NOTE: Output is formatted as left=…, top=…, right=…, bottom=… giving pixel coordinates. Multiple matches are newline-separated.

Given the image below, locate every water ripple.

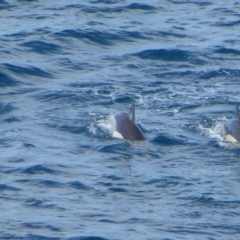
left=52, top=2, right=156, bottom=13
left=150, top=134, right=187, bottom=145
left=0, top=70, right=20, bottom=87
left=0, top=184, right=21, bottom=191
left=215, top=19, right=240, bottom=27
left=68, top=181, right=91, bottom=190
left=0, top=103, right=16, bottom=115
left=22, top=223, right=61, bottom=232
left=3, top=63, right=53, bottom=78
left=1, top=1, right=240, bottom=239
left=20, top=40, right=62, bottom=54
left=67, top=237, right=110, bottom=240
left=21, top=165, right=62, bottom=175
left=214, top=47, right=240, bottom=55
left=54, top=29, right=150, bottom=46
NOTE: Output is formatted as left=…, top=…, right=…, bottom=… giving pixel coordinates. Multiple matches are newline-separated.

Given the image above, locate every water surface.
left=1, top=0, right=240, bottom=239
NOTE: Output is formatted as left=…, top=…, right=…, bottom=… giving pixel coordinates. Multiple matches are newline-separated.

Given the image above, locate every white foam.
left=97, top=118, right=112, bottom=133
left=200, top=121, right=240, bottom=148
left=87, top=115, right=113, bottom=138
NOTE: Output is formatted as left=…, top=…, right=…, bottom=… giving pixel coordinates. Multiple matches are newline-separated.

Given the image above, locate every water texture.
left=1, top=0, right=240, bottom=239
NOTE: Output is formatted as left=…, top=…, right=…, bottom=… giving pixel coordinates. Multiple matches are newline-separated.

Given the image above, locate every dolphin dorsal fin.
left=236, top=105, right=240, bottom=121
left=129, top=101, right=136, bottom=124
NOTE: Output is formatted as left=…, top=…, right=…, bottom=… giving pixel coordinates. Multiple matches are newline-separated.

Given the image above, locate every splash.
left=200, top=120, right=240, bottom=148
left=87, top=116, right=114, bottom=140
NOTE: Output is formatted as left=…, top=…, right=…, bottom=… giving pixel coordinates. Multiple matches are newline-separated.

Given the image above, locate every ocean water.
left=1, top=0, right=240, bottom=239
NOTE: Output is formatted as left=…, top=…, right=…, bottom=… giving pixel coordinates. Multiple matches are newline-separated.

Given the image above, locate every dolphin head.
left=224, top=105, right=240, bottom=142
left=109, top=102, right=145, bottom=141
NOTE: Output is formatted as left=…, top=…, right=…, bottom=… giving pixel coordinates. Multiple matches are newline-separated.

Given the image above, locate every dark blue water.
left=1, top=1, right=240, bottom=239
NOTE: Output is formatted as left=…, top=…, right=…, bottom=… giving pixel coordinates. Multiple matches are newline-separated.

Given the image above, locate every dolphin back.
left=114, top=112, right=145, bottom=141
left=110, top=101, right=145, bottom=141
left=224, top=105, right=240, bottom=142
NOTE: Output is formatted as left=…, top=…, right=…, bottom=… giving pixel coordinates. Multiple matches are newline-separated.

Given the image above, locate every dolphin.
left=108, top=101, right=145, bottom=141
left=224, top=105, right=240, bottom=142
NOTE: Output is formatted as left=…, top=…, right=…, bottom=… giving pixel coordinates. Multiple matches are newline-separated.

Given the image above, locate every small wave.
left=54, top=29, right=120, bottom=46
left=0, top=184, right=20, bottom=191
left=214, top=47, right=240, bottom=56
left=126, top=3, right=156, bottom=11
left=3, top=63, right=53, bottom=78
left=199, top=68, right=240, bottom=80
left=103, top=174, right=123, bottom=181
left=132, top=48, right=207, bottom=66
left=0, top=103, right=16, bottom=115
left=185, top=195, right=240, bottom=208
left=215, top=19, right=240, bottom=27
left=3, top=116, right=21, bottom=123
left=22, top=222, right=61, bottom=232
left=58, top=125, right=87, bottom=134
left=67, top=236, right=110, bottom=240
left=150, top=133, right=186, bottom=146
left=34, top=89, right=99, bottom=105
left=169, top=0, right=212, bottom=5
left=99, top=142, right=132, bottom=154
left=68, top=181, right=90, bottom=190
left=136, top=49, right=191, bottom=62
left=59, top=2, right=156, bottom=13
left=15, top=179, right=91, bottom=191
left=0, top=70, right=20, bottom=87
left=154, top=30, right=187, bottom=38
left=191, top=196, right=216, bottom=206
left=34, top=91, right=77, bottom=102
left=36, top=91, right=105, bottom=106
left=98, top=218, right=116, bottom=223
left=143, top=176, right=183, bottom=188
left=24, top=198, right=60, bottom=210
left=20, top=40, right=62, bottom=54
left=32, top=179, right=62, bottom=188
left=58, top=58, right=99, bottom=71
left=108, top=187, right=128, bottom=192
left=67, top=82, right=109, bottom=88
left=0, top=1, right=15, bottom=11
left=25, top=235, right=60, bottom=240
left=113, top=95, right=133, bottom=103
left=21, top=164, right=61, bottom=175
left=0, top=234, right=57, bottom=240
left=54, top=28, right=149, bottom=46
left=22, top=143, right=36, bottom=148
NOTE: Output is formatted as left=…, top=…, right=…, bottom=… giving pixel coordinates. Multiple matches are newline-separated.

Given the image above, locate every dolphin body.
left=224, top=105, right=240, bottom=142
left=108, top=102, right=145, bottom=141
